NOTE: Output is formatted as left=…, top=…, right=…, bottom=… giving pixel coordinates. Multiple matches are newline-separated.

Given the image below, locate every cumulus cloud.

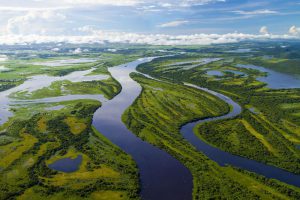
left=158, top=20, right=189, bottom=28
left=6, top=10, right=66, bottom=35
left=0, top=29, right=298, bottom=46
left=259, top=26, right=269, bottom=35
left=289, top=26, right=300, bottom=35
left=233, top=9, right=278, bottom=15
left=72, top=48, right=82, bottom=54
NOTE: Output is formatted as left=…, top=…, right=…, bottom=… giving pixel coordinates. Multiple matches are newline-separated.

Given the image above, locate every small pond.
left=225, top=70, right=246, bottom=76
left=48, top=155, right=82, bottom=173
left=206, top=70, right=223, bottom=76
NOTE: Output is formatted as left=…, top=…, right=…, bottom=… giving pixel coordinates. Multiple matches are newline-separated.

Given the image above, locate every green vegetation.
left=247, top=57, right=300, bottom=75
left=1, top=42, right=300, bottom=199
left=12, top=77, right=121, bottom=100
left=0, top=100, right=139, bottom=200
left=137, top=51, right=300, bottom=175
left=0, top=50, right=146, bottom=200
left=123, top=73, right=300, bottom=199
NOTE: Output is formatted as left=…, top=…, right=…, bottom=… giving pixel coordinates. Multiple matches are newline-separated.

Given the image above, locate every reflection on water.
left=48, top=155, right=82, bottom=173
left=237, top=64, right=300, bottom=89
left=225, top=70, right=246, bottom=76
left=0, top=67, right=108, bottom=125
left=206, top=70, right=223, bottom=76
left=226, top=49, right=252, bottom=53
left=182, top=83, right=300, bottom=187
left=92, top=58, right=193, bottom=200
left=166, top=58, right=222, bottom=70
left=33, top=58, right=98, bottom=67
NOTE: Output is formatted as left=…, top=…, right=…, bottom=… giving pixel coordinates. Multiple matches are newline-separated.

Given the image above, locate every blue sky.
left=0, top=0, right=299, bottom=45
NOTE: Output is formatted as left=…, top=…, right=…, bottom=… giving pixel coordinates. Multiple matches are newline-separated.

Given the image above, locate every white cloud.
left=61, top=0, right=225, bottom=7
left=0, top=0, right=226, bottom=8
left=178, top=0, right=225, bottom=7
left=259, top=26, right=269, bottom=35
left=158, top=20, right=189, bottom=28
left=233, top=9, right=278, bottom=15
left=51, top=47, right=60, bottom=51
left=0, top=6, right=70, bottom=12
left=0, top=55, right=8, bottom=62
left=6, top=10, right=66, bottom=35
left=61, top=0, right=141, bottom=6
left=289, top=25, right=300, bottom=35
left=0, top=29, right=298, bottom=46
left=72, top=48, right=82, bottom=54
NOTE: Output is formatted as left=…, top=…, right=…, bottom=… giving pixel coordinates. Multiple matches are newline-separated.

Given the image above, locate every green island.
left=1, top=42, right=300, bottom=199
left=0, top=50, right=142, bottom=200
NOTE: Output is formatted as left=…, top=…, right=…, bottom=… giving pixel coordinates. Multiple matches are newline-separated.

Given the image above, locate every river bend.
left=92, top=58, right=193, bottom=200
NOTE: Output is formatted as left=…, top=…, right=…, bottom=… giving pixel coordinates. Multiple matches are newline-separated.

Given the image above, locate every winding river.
left=93, top=56, right=300, bottom=199
left=3, top=57, right=300, bottom=199
left=92, top=58, right=193, bottom=200
left=181, top=84, right=300, bottom=187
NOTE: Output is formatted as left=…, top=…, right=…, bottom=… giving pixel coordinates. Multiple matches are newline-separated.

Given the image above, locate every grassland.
left=137, top=51, right=300, bottom=175
left=1, top=43, right=300, bottom=199
left=0, top=50, right=145, bottom=200
left=0, top=99, right=140, bottom=200
left=123, top=73, right=300, bottom=199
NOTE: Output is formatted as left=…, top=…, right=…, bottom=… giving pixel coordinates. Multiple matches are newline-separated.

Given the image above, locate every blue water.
left=206, top=70, right=223, bottom=76
left=226, top=49, right=252, bottom=53
left=225, top=70, right=246, bottom=76
left=181, top=84, right=300, bottom=187
left=237, top=64, right=300, bottom=89
left=249, top=107, right=260, bottom=114
left=93, top=58, right=192, bottom=200
left=48, top=155, right=83, bottom=173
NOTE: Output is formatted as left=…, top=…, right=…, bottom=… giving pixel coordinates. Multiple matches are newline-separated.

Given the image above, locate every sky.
left=0, top=0, right=300, bottom=45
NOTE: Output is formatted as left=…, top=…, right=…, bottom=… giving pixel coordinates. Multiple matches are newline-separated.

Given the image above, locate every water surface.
left=237, top=64, right=300, bottom=89
left=225, top=70, right=246, bottom=76
left=33, top=58, right=98, bottom=67
left=181, top=83, right=300, bottom=187
left=0, top=68, right=107, bottom=125
left=226, top=49, right=252, bottom=53
left=48, top=155, right=82, bottom=173
left=206, top=70, right=223, bottom=76
left=93, top=58, right=193, bottom=200
left=166, top=58, right=222, bottom=70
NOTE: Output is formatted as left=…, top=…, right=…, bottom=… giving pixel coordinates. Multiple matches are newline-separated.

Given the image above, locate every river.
left=2, top=57, right=299, bottom=199
left=92, top=58, right=193, bottom=200
left=181, top=83, right=300, bottom=187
